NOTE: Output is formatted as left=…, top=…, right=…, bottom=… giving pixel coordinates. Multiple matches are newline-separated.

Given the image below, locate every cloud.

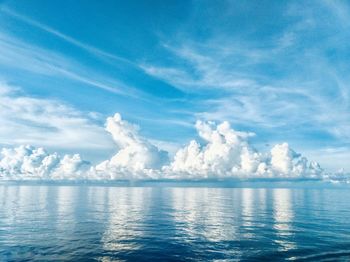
left=0, top=112, right=335, bottom=182
left=0, top=32, right=144, bottom=98
left=2, top=2, right=350, bottom=173
left=93, top=113, right=169, bottom=179
left=1, top=7, right=135, bottom=67
left=165, top=120, right=323, bottom=179
left=140, top=44, right=259, bottom=93
left=0, top=83, right=114, bottom=159
left=0, top=145, right=89, bottom=180
left=137, top=1, right=350, bottom=171
left=324, top=169, right=350, bottom=184
left=167, top=120, right=257, bottom=177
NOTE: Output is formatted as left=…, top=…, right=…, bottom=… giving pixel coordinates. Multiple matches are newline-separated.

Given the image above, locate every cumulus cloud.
left=93, top=113, right=169, bottom=179
left=165, top=120, right=323, bottom=179
left=0, top=145, right=89, bottom=180
left=167, top=121, right=257, bottom=177
left=322, top=168, right=350, bottom=184
left=0, top=112, right=345, bottom=182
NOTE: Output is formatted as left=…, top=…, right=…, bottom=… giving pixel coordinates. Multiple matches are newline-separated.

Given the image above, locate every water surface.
left=1, top=184, right=350, bottom=261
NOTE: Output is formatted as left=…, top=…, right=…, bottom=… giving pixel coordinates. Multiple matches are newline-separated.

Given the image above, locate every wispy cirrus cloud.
left=1, top=7, right=136, bottom=66
left=138, top=0, right=350, bottom=171
left=0, top=7, right=188, bottom=105
left=143, top=2, right=349, bottom=133
left=0, top=82, right=114, bottom=160
left=0, top=32, right=147, bottom=98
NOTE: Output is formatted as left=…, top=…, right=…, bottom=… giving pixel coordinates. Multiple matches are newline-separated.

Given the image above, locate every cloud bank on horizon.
left=1, top=112, right=347, bottom=182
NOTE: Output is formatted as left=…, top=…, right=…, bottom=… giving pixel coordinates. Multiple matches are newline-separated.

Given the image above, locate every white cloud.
left=2, top=7, right=135, bottom=66
left=140, top=44, right=258, bottom=93
left=138, top=1, right=350, bottom=172
left=167, top=120, right=257, bottom=177
left=0, top=112, right=334, bottom=181
left=0, top=83, right=114, bottom=156
left=0, top=145, right=89, bottom=180
left=0, top=32, right=144, bottom=98
left=165, top=121, right=323, bottom=179
left=93, top=113, right=169, bottom=179
left=324, top=169, right=350, bottom=184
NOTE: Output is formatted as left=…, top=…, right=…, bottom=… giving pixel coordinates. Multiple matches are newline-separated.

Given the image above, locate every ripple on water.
left=0, top=185, right=350, bottom=261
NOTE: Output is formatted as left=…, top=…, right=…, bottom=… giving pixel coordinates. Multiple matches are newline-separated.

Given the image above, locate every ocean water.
left=1, top=183, right=350, bottom=261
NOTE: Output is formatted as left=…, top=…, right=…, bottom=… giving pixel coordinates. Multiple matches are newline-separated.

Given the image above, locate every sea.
left=1, top=181, right=350, bottom=261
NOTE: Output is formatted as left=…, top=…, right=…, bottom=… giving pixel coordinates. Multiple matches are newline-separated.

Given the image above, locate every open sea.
left=1, top=182, right=350, bottom=261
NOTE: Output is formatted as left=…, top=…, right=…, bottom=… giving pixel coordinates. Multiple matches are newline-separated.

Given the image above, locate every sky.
left=0, top=0, right=350, bottom=172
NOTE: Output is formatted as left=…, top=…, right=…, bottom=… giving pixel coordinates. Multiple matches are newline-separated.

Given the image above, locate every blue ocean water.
left=1, top=183, right=350, bottom=261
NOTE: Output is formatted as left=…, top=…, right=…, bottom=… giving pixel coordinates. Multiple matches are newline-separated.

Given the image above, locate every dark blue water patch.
left=1, top=185, right=350, bottom=261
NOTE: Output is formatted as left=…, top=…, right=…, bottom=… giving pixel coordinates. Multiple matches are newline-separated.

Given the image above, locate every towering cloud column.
left=168, top=120, right=258, bottom=177
left=93, top=113, right=168, bottom=179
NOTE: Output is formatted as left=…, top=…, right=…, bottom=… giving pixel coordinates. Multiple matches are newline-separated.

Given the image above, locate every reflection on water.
left=172, top=188, right=238, bottom=244
left=1, top=185, right=350, bottom=261
left=241, top=188, right=255, bottom=240
left=102, top=188, right=149, bottom=254
left=273, top=189, right=296, bottom=251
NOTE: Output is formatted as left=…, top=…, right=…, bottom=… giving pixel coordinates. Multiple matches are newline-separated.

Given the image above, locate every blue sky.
left=0, top=0, right=349, bottom=171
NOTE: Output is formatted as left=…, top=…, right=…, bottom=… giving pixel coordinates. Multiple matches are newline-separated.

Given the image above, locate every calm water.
left=1, top=183, right=350, bottom=261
